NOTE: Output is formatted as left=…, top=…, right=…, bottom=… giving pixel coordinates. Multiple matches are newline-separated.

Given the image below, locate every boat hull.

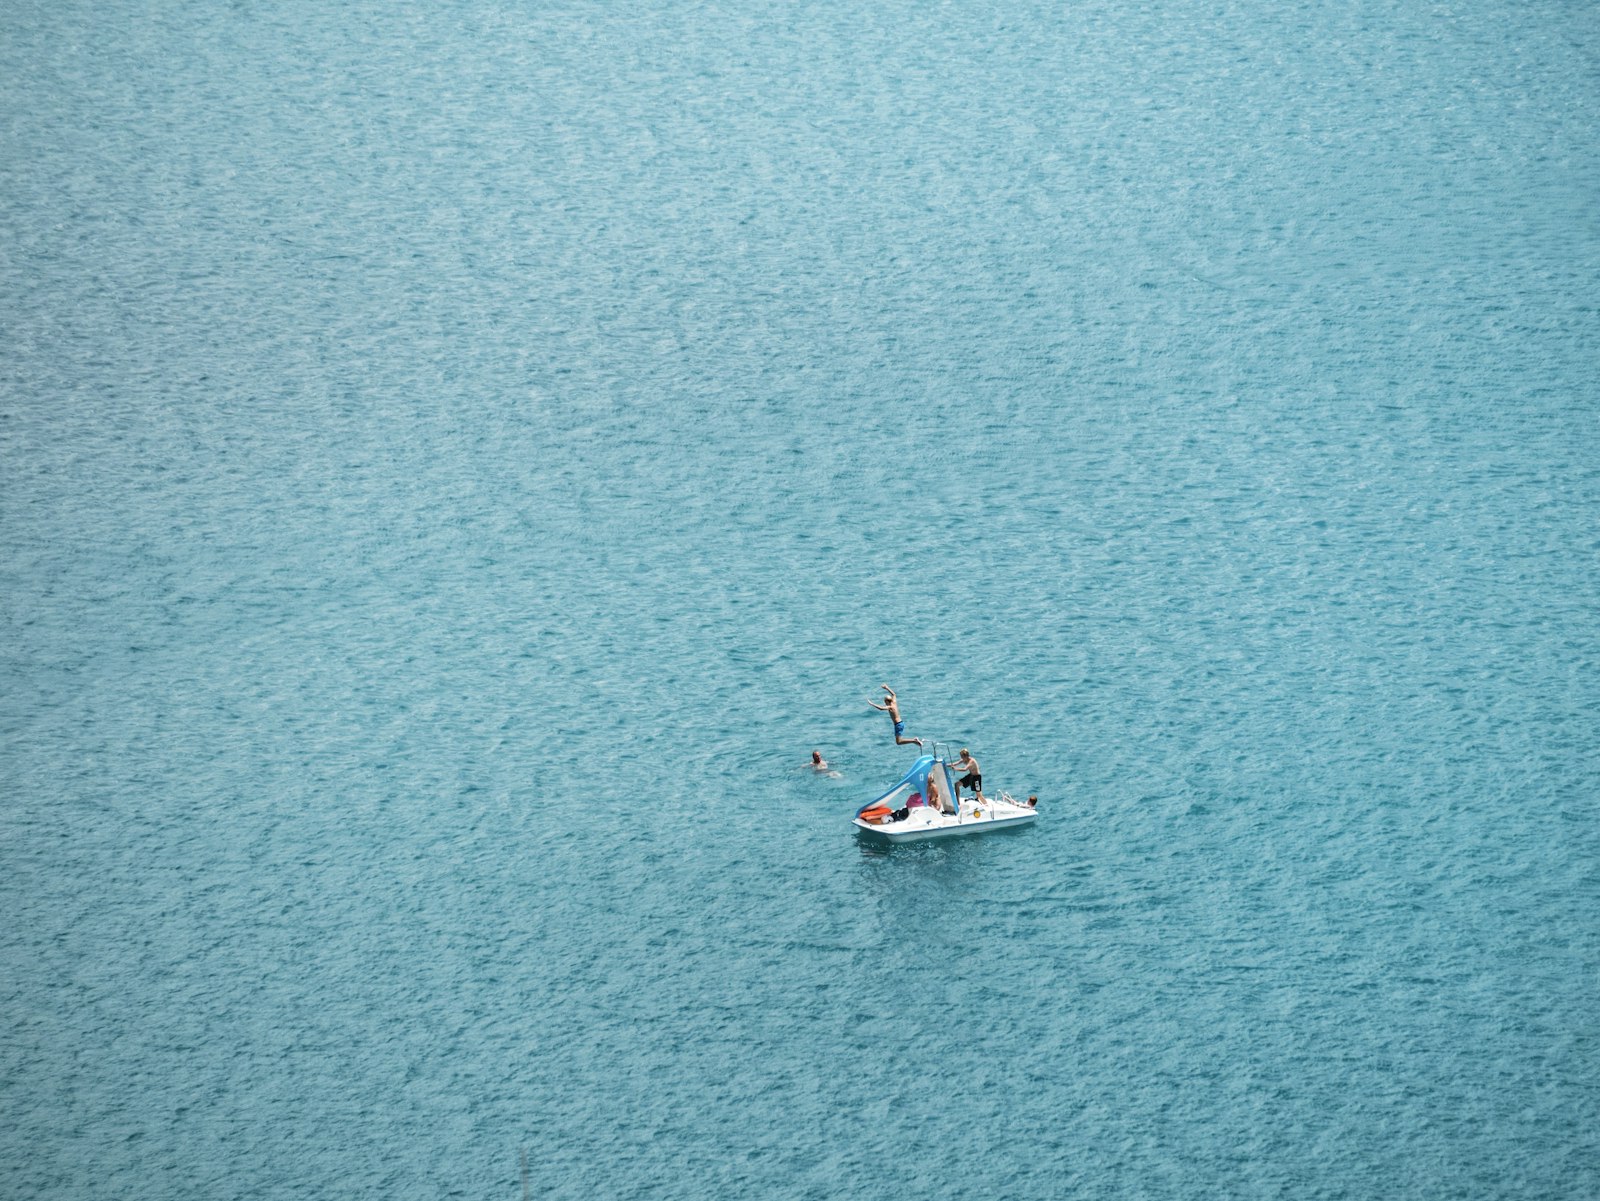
left=853, top=806, right=1037, bottom=842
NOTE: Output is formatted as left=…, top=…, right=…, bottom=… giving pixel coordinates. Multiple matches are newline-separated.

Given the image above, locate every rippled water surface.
left=4, top=1, right=1598, bottom=1197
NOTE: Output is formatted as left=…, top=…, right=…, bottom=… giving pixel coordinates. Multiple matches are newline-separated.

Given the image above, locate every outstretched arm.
left=867, top=700, right=888, bottom=712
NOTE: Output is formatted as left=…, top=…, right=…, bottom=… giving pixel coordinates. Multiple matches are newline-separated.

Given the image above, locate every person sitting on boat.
left=952, top=749, right=984, bottom=802
left=868, top=685, right=924, bottom=748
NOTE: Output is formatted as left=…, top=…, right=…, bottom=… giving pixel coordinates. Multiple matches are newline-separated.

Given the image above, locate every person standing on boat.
left=952, top=748, right=984, bottom=802
left=868, top=685, right=924, bottom=748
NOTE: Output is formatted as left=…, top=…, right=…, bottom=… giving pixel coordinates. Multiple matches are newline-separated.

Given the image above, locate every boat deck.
left=854, top=796, right=1037, bottom=842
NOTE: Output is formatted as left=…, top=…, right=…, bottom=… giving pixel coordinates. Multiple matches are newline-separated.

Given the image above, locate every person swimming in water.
left=868, top=685, right=924, bottom=748
left=805, top=750, right=842, bottom=778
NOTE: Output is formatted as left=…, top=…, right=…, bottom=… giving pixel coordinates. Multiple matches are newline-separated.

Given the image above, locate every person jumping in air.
left=868, top=685, right=924, bottom=748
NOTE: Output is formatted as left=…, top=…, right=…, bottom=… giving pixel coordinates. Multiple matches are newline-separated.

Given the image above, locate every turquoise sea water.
left=4, top=1, right=1598, bottom=1197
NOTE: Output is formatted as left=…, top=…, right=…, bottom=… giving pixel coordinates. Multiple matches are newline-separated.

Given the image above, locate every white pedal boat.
left=854, top=753, right=1037, bottom=842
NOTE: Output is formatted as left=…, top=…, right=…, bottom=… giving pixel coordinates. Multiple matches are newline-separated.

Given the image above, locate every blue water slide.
left=857, top=755, right=935, bottom=817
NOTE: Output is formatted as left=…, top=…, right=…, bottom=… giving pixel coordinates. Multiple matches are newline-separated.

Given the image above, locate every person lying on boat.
left=952, top=749, right=984, bottom=802
left=868, top=685, right=924, bottom=748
